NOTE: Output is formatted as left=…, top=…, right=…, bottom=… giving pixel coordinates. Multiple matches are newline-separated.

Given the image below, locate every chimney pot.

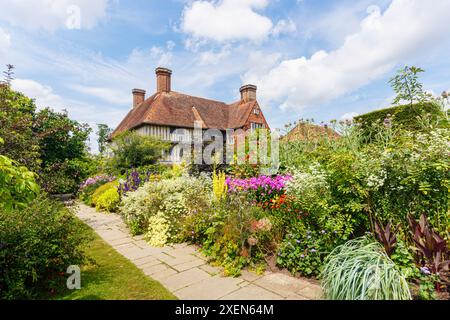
left=240, top=84, right=257, bottom=103
left=132, top=88, right=146, bottom=108
left=156, top=67, right=172, bottom=93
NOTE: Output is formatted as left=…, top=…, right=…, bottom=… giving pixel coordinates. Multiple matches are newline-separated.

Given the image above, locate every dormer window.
left=251, top=122, right=264, bottom=130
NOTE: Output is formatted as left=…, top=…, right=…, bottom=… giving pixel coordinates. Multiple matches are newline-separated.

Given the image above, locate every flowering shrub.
left=80, top=174, right=114, bottom=190
left=117, top=168, right=153, bottom=196
left=226, top=175, right=291, bottom=208
left=119, top=174, right=212, bottom=239
left=145, top=212, right=170, bottom=247
left=277, top=223, right=343, bottom=277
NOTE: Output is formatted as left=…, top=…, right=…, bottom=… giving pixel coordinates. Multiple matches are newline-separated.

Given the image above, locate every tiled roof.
left=112, top=91, right=257, bottom=137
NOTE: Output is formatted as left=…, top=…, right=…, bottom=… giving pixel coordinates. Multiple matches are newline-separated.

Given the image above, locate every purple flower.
left=310, top=249, right=317, bottom=253
left=300, top=254, right=305, bottom=258
left=321, top=230, right=326, bottom=234
left=296, top=240, right=301, bottom=244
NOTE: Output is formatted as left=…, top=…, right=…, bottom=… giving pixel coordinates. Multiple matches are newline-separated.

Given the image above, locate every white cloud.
left=340, top=112, right=359, bottom=120
left=199, top=45, right=232, bottom=65
left=0, top=27, right=11, bottom=56
left=244, top=0, right=450, bottom=110
left=70, top=85, right=130, bottom=105
left=272, top=19, right=297, bottom=37
left=12, top=79, right=64, bottom=109
left=181, top=0, right=273, bottom=42
left=0, top=0, right=109, bottom=31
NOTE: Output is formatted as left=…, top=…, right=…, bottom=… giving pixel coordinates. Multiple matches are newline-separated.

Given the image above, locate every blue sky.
left=1, top=0, right=449, bottom=151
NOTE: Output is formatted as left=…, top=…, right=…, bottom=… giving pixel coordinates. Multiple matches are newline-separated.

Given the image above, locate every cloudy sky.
left=1, top=0, right=450, bottom=151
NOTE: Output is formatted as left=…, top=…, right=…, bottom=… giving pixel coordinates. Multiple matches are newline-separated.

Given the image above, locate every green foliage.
left=281, top=123, right=450, bottom=242
left=0, top=196, right=92, bottom=299
left=95, top=187, right=120, bottom=213
left=96, top=124, right=112, bottom=154
left=0, top=151, right=40, bottom=210
left=321, top=237, right=412, bottom=300
left=389, top=66, right=429, bottom=106
left=276, top=221, right=344, bottom=277
left=190, top=194, right=270, bottom=277
left=119, top=174, right=212, bottom=238
left=78, top=178, right=112, bottom=206
left=109, top=131, right=170, bottom=174
left=91, top=181, right=119, bottom=207
left=355, top=102, right=447, bottom=141
left=34, top=108, right=93, bottom=194
left=0, top=82, right=40, bottom=171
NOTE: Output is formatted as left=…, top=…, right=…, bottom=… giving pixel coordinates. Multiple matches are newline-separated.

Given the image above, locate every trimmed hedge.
left=355, top=102, right=447, bottom=140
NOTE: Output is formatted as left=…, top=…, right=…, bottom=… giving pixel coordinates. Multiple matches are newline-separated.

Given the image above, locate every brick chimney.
left=156, top=67, right=172, bottom=93
left=240, top=84, right=257, bottom=103
left=132, top=89, right=146, bottom=108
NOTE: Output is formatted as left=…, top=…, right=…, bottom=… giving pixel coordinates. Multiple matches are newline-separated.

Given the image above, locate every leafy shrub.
left=108, top=131, right=170, bottom=174
left=91, top=181, right=118, bottom=207
left=188, top=194, right=269, bottom=276
left=34, top=108, right=93, bottom=194
left=321, top=237, right=411, bottom=300
left=120, top=174, right=212, bottom=238
left=78, top=174, right=115, bottom=205
left=277, top=221, right=343, bottom=277
left=0, top=196, right=91, bottom=299
left=0, top=83, right=41, bottom=172
left=0, top=150, right=40, bottom=210
left=95, top=187, right=120, bottom=213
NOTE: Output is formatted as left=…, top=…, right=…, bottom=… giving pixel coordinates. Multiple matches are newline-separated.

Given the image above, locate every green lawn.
left=44, top=223, right=177, bottom=300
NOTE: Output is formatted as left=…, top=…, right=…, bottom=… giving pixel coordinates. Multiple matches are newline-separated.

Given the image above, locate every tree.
left=96, top=124, right=113, bottom=154
left=0, top=66, right=41, bottom=172
left=109, top=131, right=170, bottom=173
left=33, top=108, right=94, bottom=194
left=389, top=66, right=431, bottom=106
left=2, top=64, right=15, bottom=86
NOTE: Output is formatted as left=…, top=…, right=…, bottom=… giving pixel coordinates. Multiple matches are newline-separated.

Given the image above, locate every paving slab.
left=219, top=284, right=284, bottom=300
left=160, top=268, right=211, bottom=292
left=297, top=285, right=323, bottom=300
left=142, top=263, right=173, bottom=276
left=74, top=202, right=322, bottom=300
left=175, top=276, right=245, bottom=300
left=253, top=273, right=311, bottom=298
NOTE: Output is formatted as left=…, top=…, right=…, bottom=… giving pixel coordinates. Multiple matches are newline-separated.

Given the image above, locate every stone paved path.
left=75, top=203, right=322, bottom=300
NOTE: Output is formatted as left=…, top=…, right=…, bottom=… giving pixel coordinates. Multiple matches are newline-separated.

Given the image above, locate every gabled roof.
left=112, top=91, right=258, bottom=137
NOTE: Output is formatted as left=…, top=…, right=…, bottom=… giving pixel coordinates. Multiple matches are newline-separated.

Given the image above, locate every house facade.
left=111, top=67, right=270, bottom=163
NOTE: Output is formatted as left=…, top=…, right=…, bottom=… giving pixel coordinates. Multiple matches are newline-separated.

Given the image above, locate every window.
left=253, top=108, right=260, bottom=115
left=251, top=122, right=264, bottom=130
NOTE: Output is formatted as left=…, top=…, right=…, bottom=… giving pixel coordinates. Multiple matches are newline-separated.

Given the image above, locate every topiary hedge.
left=355, top=102, right=447, bottom=141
